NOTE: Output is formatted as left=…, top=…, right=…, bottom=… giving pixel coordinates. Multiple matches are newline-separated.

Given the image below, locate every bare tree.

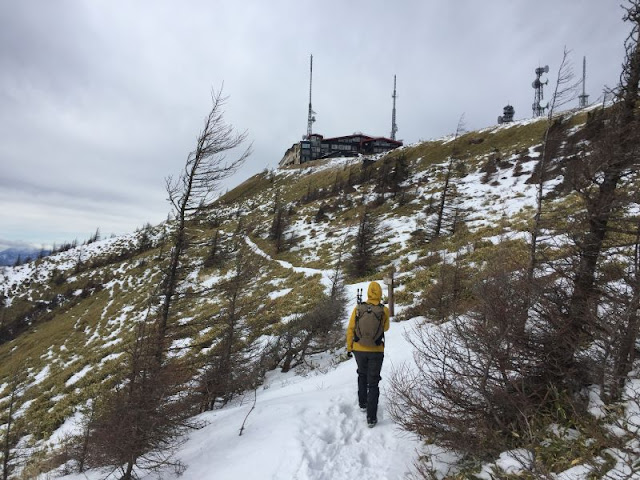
left=203, top=229, right=225, bottom=268
left=269, top=205, right=289, bottom=254
left=374, top=153, right=410, bottom=203
left=273, top=284, right=347, bottom=373
left=561, top=3, right=640, bottom=379
left=432, top=115, right=465, bottom=239
left=388, top=250, right=579, bottom=463
left=348, top=207, right=380, bottom=278
left=84, top=322, right=194, bottom=479
left=528, top=47, right=579, bottom=280
left=416, top=254, right=471, bottom=324
left=73, top=400, right=95, bottom=473
left=198, top=246, right=266, bottom=410
left=161, top=88, right=251, bottom=361
left=271, top=233, right=349, bottom=373
left=86, top=87, right=250, bottom=479
left=610, top=218, right=640, bottom=399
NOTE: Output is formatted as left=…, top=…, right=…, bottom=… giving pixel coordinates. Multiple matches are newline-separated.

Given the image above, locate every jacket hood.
left=367, top=281, right=383, bottom=304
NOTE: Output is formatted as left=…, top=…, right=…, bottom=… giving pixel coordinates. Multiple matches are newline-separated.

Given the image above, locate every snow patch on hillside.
left=245, top=236, right=336, bottom=295
left=65, top=365, right=92, bottom=387
left=0, top=233, right=141, bottom=299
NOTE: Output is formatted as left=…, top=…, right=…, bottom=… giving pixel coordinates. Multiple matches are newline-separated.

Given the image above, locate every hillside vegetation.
left=0, top=99, right=638, bottom=477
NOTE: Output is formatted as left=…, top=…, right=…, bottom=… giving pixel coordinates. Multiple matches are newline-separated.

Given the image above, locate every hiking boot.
left=367, top=418, right=377, bottom=428
left=359, top=404, right=367, bottom=412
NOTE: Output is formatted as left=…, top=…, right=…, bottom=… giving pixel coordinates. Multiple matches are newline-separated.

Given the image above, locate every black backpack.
left=354, top=303, right=385, bottom=347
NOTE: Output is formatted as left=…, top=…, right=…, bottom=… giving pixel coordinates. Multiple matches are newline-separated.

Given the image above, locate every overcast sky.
left=0, top=1, right=629, bottom=249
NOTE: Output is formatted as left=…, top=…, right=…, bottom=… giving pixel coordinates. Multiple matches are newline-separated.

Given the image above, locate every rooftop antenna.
left=578, top=56, right=589, bottom=108
left=532, top=64, right=549, bottom=117
left=305, top=54, right=316, bottom=139
left=391, top=75, right=398, bottom=140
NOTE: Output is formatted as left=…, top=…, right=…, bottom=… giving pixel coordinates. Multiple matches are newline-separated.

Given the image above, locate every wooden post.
left=383, top=267, right=395, bottom=317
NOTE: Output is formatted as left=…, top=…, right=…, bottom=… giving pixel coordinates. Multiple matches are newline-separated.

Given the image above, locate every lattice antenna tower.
left=306, top=54, right=316, bottom=139
left=578, top=56, right=589, bottom=108
left=532, top=64, right=549, bottom=117
left=390, top=75, right=398, bottom=140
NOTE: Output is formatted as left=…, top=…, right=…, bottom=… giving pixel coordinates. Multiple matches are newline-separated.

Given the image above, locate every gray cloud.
left=0, top=0, right=628, bottom=246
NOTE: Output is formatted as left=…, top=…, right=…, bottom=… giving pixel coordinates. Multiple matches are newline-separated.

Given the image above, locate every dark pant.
left=353, top=351, right=384, bottom=421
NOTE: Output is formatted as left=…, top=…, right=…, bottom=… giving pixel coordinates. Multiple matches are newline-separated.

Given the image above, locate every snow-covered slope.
left=49, top=281, right=422, bottom=480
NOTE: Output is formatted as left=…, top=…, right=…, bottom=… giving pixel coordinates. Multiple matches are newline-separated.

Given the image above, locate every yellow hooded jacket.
left=346, top=281, right=390, bottom=353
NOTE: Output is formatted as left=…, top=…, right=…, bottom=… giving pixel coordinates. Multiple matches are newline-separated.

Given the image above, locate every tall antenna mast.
left=306, top=54, right=316, bottom=139
left=532, top=64, right=549, bottom=117
left=390, top=74, right=398, bottom=140
left=578, top=56, right=589, bottom=108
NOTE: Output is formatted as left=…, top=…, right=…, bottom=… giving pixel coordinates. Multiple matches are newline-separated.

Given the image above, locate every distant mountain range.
left=0, top=247, right=50, bottom=266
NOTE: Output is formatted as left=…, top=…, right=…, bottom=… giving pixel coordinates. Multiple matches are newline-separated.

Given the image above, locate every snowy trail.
left=297, top=394, right=400, bottom=479
left=244, top=236, right=336, bottom=294
left=140, top=317, right=421, bottom=480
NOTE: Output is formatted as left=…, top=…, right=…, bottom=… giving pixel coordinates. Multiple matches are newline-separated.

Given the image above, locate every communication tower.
left=390, top=75, right=398, bottom=140
left=578, top=56, right=589, bottom=108
left=305, top=54, right=316, bottom=139
left=532, top=65, right=549, bottom=117
left=498, top=104, right=515, bottom=124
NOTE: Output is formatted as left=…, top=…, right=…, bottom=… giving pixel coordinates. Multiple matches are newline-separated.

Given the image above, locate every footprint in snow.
left=296, top=396, right=387, bottom=479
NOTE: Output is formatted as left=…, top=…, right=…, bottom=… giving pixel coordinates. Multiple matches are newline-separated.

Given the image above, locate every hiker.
left=346, top=281, right=390, bottom=427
